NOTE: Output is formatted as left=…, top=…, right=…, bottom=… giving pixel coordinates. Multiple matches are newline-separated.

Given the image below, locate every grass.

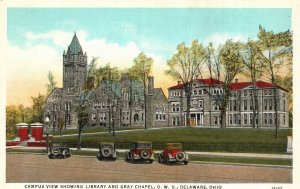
left=6, top=148, right=292, bottom=166
left=53, top=127, right=291, bottom=153
left=51, top=126, right=144, bottom=136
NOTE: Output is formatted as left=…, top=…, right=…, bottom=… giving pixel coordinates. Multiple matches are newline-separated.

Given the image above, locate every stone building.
left=44, top=33, right=87, bottom=130
left=168, top=78, right=289, bottom=128
left=44, top=33, right=168, bottom=130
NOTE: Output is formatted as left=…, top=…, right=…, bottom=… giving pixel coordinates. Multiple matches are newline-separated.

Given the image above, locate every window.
left=124, top=93, right=128, bottom=100
left=92, top=113, right=96, bottom=120
left=53, top=115, right=57, bottom=122
left=237, top=114, right=241, bottom=124
left=244, top=90, right=247, bottom=96
left=283, top=100, right=286, bottom=111
left=229, top=100, right=232, bottom=111
left=264, top=113, right=268, bottom=125
left=171, top=102, right=180, bottom=112
left=199, top=90, right=203, bottom=95
left=65, top=102, right=71, bottom=111
left=268, top=90, right=272, bottom=95
left=194, top=90, right=197, bottom=95
left=234, top=114, right=237, bottom=124
left=264, top=99, right=268, bottom=110
left=269, top=113, right=273, bottom=124
left=67, top=115, right=71, bottom=125
left=269, top=99, right=273, bottom=110
left=229, top=114, right=232, bottom=125
left=233, top=100, right=237, bottom=111
left=214, top=116, right=218, bottom=125
left=213, top=103, right=219, bottom=111
left=250, top=113, right=253, bottom=124
left=199, top=100, right=204, bottom=109
left=244, top=114, right=248, bottom=125
left=244, top=100, right=247, bottom=111
left=250, top=100, right=253, bottom=110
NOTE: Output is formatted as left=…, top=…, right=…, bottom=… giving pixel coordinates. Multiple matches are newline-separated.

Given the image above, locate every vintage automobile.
left=124, top=141, right=154, bottom=164
left=156, top=143, right=189, bottom=165
left=48, top=142, right=71, bottom=159
left=97, top=142, right=118, bottom=161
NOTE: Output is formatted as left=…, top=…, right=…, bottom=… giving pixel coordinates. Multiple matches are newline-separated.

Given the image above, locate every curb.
left=6, top=152, right=292, bottom=168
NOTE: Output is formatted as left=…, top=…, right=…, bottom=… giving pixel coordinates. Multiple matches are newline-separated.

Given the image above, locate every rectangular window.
left=214, top=116, right=218, bottom=125
left=229, top=114, right=232, bottom=125
left=199, top=100, right=204, bottom=109
left=283, top=100, right=286, bottom=111
left=269, top=113, right=273, bottom=124
left=250, top=100, right=253, bottom=110
left=283, top=114, right=286, bottom=124
left=264, top=99, right=268, bottom=110
left=269, top=99, right=273, bottom=110
left=234, top=114, right=237, bottom=124
left=219, top=116, right=222, bottom=124
left=264, top=113, right=268, bottom=125
left=244, top=114, right=247, bottom=125
left=233, top=100, right=237, bottom=111
left=250, top=113, right=253, bottom=124
left=229, top=100, right=232, bottom=111
left=244, top=100, right=247, bottom=111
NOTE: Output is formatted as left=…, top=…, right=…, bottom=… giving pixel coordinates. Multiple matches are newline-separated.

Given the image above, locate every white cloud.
left=204, top=33, right=247, bottom=48
left=7, top=29, right=170, bottom=106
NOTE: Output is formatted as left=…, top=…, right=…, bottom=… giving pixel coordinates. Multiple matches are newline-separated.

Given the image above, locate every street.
left=6, top=153, right=292, bottom=183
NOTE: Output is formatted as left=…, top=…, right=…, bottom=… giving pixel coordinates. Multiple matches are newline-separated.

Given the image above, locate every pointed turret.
left=67, top=33, right=83, bottom=55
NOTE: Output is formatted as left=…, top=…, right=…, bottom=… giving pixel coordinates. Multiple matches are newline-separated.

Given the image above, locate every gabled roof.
left=67, top=33, right=83, bottom=55
left=153, top=88, right=168, bottom=101
left=168, top=78, right=288, bottom=92
left=230, top=81, right=288, bottom=92
left=79, top=90, right=95, bottom=101
left=168, top=78, right=223, bottom=90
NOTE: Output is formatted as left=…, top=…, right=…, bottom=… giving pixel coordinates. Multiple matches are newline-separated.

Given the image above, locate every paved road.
left=6, top=153, right=292, bottom=183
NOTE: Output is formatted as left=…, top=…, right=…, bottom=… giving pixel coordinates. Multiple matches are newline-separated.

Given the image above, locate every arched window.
left=134, top=113, right=139, bottom=122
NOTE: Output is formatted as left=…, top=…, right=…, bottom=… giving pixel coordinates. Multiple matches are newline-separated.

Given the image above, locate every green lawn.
left=51, top=126, right=144, bottom=136
left=53, top=127, right=292, bottom=153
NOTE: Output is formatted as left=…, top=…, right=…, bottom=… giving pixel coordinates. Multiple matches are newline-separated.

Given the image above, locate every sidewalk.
left=8, top=146, right=292, bottom=159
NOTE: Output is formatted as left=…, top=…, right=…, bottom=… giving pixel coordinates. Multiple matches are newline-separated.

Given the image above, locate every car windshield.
left=168, top=143, right=182, bottom=150
left=101, top=144, right=113, bottom=148
left=136, top=143, right=152, bottom=148
left=52, top=143, right=67, bottom=147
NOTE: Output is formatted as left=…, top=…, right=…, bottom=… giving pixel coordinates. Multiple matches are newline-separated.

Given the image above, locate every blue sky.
left=7, top=8, right=291, bottom=106
left=8, top=8, right=291, bottom=58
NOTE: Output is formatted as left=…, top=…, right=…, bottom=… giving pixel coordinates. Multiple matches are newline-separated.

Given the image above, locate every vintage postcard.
left=1, top=0, right=299, bottom=189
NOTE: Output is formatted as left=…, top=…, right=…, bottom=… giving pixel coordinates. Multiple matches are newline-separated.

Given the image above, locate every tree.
left=31, top=93, right=45, bottom=123
left=166, top=40, right=206, bottom=126
left=256, top=26, right=292, bottom=137
left=58, top=116, right=65, bottom=137
left=45, top=71, right=57, bottom=94
left=129, top=52, right=153, bottom=129
left=6, top=105, right=20, bottom=139
left=206, top=40, right=244, bottom=128
left=240, top=40, right=264, bottom=128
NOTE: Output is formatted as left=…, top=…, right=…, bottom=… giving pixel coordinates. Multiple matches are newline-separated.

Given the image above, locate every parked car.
left=124, top=141, right=154, bottom=164
left=97, top=142, right=118, bottom=161
left=48, top=142, right=71, bottom=159
left=156, top=143, right=188, bottom=165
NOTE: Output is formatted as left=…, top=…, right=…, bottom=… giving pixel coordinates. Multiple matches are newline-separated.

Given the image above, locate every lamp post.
left=45, top=116, right=50, bottom=153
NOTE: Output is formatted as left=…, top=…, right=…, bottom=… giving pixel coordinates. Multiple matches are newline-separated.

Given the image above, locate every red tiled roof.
left=169, top=78, right=288, bottom=92
left=168, top=78, right=223, bottom=89
left=230, top=81, right=288, bottom=92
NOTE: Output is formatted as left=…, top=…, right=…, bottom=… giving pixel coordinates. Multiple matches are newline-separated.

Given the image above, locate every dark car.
left=124, top=141, right=154, bottom=164
left=156, top=143, right=188, bottom=165
left=97, top=142, right=118, bottom=161
left=48, top=142, right=71, bottom=159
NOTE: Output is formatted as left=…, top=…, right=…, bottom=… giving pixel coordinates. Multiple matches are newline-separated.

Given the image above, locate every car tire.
left=101, top=148, right=112, bottom=158
left=48, top=154, right=54, bottom=159
left=176, top=152, right=185, bottom=161
left=157, top=155, right=161, bottom=163
left=149, top=160, right=154, bottom=164
left=140, top=150, right=150, bottom=159
left=184, top=161, right=188, bottom=165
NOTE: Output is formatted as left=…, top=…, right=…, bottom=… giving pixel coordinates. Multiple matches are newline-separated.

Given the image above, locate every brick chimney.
left=235, top=78, right=238, bottom=83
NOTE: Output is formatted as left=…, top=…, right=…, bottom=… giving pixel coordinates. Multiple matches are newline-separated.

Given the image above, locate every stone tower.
left=63, top=33, right=87, bottom=94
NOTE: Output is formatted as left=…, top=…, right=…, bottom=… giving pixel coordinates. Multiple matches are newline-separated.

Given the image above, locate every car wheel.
left=157, top=156, right=161, bottom=163
left=101, top=148, right=112, bottom=158
left=176, top=152, right=185, bottom=161
left=149, top=160, right=154, bottom=164
left=48, top=154, right=54, bottom=159
left=140, top=150, right=150, bottom=159
left=184, top=161, right=188, bottom=165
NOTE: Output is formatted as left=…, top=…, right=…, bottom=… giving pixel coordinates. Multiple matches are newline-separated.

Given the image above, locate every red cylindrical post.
left=30, top=122, right=44, bottom=141
left=16, top=123, right=29, bottom=141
